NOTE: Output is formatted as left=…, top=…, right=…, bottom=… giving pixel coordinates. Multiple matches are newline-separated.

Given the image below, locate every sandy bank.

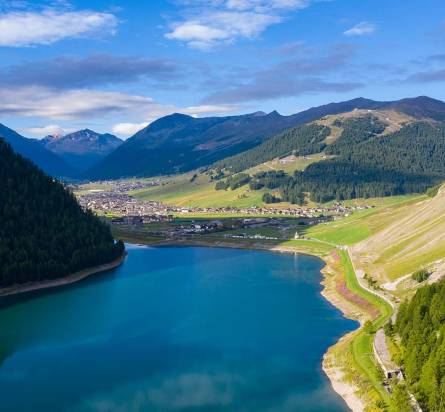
left=0, top=252, right=127, bottom=298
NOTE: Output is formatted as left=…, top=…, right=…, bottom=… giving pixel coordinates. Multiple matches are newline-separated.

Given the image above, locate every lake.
left=0, top=245, right=357, bottom=411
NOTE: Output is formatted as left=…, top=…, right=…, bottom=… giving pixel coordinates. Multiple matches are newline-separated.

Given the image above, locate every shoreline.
left=0, top=236, right=366, bottom=410
left=130, top=237, right=366, bottom=411
left=0, top=252, right=127, bottom=298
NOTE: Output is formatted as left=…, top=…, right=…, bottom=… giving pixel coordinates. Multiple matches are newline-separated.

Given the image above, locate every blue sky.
left=0, top=0, right=444, bottom=138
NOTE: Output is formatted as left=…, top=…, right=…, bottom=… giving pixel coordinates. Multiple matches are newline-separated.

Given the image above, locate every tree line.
left=229, top=118, right=445, bottom=204
left=213, top=123, right=330, bottom=174
left=0, top=138, right=124, bottom=287
left=394, top=278, right=445, bottom=411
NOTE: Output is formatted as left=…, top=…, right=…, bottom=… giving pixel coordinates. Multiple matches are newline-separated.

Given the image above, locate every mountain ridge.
left=87, top=96, right=445, bottom=179
left=0, top=124, right=75, bottom=178
left=40, top=129, right=122, bottom=172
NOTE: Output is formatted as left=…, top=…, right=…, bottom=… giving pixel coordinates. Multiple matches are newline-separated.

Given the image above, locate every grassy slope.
left=131, top=154, right=329, bottom=208
left=352, top=187, right=445, bottom=281
left=131, top=172, right=269, bottom=207
left=305, top=194, right=424, bottom=245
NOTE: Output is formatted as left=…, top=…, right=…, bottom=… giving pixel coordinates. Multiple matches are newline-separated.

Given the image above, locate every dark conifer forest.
left=395, top=279, right=445, bottom=411
left=216, top=116, right=445, bottom=203
left=0, top=138, right=124, bottom=288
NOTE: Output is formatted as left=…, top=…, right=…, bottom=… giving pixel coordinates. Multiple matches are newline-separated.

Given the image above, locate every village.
left=75, top=189, right=374, bottom=224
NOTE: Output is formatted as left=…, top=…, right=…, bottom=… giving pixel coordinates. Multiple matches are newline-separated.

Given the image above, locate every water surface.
left=0, top=246, right=357, bottom=411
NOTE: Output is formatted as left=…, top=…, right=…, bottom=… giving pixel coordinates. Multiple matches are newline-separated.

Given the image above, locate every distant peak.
left=268, top=110, right=281, bottom=117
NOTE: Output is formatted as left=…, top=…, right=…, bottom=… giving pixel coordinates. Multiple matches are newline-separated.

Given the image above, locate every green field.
left=340, top=250, right=393, bottom=404
left=131, top=172, right=271, bottom=207
left=245, top=153, right=330, bottom=175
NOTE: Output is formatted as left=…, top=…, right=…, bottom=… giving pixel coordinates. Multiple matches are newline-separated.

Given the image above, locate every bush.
left=262, top=193, right=281, bottom=204
left=411, top=269, right=430, bottom=283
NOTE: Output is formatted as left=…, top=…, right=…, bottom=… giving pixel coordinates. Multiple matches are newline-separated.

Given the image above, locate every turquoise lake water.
left=0, top=245, right=357, bottom=411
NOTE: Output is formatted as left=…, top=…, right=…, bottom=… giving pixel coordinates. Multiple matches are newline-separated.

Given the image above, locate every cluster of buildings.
left=223, top=233, right=279, bottom=241
left=70, top=179, right=162, bottom=194
left=77, top=192, right=173, bottom=216
left=76, top=189, right=373, bottom=223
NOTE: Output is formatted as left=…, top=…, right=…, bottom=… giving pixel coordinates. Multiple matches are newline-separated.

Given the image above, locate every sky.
left=0, top=0, right=444, bottom=139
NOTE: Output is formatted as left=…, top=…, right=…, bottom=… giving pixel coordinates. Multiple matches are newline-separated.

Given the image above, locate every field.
left=352, top=187, right=445, bottom=282
left=130, top=172, right=269, bottom=207
left=130, top=154, right=330, bottom=208
left=245, top=152, right=330, bottom=174
left=303, top=194, right=424, bottom=245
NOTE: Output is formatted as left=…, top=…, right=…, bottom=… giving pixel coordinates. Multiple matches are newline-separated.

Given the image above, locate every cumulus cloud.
left=0, top=9, right=118, bottom=47
left=165, top=0, right=317, bottom=49
left=166, top=11, right=281, bottom=49
left=343, top=21, right=376, bottom=37
left=0, top=54, right=179, bottom=89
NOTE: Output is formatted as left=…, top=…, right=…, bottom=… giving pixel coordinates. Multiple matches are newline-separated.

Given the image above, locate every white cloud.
left=166, top=11, right=280, bottom=49
left=0, top=9, right=118, bottom=47
left=0, top=85, right=241, bottom=138
left=226, top=0, right=310, bottom=11
left=166, top=0, right=315, bottom=49
left=182, top=104, right=240, bottom=116
left=344, top=21, right=376, bottom=37
left=21, top=124, right=75, bottom=138
left=0, top=86, right=154, bottom=120
left=112, top=122, right=150, bottom=137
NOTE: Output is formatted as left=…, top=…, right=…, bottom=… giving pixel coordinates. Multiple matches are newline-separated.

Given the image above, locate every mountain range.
left=40, top=129, right=122, bottom=171
left=2, top=96, right=445, bottom=180
left=87, top=96, right=445, bottom=179
left=0, top=124, right=75, bottom=178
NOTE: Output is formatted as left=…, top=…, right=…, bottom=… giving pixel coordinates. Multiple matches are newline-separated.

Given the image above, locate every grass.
left=353, top=187, right=445, bottom=282
left=246, top=153, right=329, bottom=175
left=303, top=193, right=425, bottom=247
left=339, top=250, right=393, bottom=404
left=132, top=172, right=271, bottom=208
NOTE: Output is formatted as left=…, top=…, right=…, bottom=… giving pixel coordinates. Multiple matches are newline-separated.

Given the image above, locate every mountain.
left=386, top=96, right=445, bottom=121
left=216, top=112, right=445, bottom=203
left=41, top=129, right=122, bottom=171
left=0, top=137, right=124, bottom=288
left=87, top=96, right=445, bottom=180
left=0, top=124, right=74, bottom=178
left=216, top=96, right=445, bottom=175
left=87, top=111, right=306, bottom=179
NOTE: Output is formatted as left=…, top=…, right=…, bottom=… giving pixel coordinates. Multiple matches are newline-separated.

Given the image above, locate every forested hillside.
left=213, top=123, right=331, bottom=173
left=87, top=111, right=306, bottom=179
left=289, top=121, right=445, bottom=202
left=395, top=279, right=445, bottom=411
left=0, top=138, right=124, bottom=287
left=87, top=96, right=445, bottom=179
left=215, top=115, right=445, bottom=203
